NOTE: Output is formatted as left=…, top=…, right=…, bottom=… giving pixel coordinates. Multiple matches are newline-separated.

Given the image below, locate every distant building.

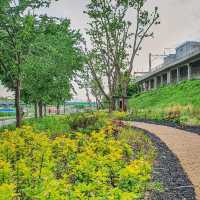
left=136, top=41, right=200, bottom=91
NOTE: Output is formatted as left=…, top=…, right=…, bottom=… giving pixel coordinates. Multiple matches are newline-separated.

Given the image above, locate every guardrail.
left=135, top=48, right=200, bottom=82
left=151, top=48, right=200, bottom=72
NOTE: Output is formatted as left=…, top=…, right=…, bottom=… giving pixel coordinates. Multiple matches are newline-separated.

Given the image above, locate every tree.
left=22, top=16, right=84, bottom=117
left=75, top=63, right=93, bottom=103
left=127, top=78, right=139, bottom=97
left=85, top=0, right=159, bottom=111
left=90, top=79, right=103, bottom=109
left=76, top=64, right=103, bottom=109
left=0, top=0, right=53, bottom=127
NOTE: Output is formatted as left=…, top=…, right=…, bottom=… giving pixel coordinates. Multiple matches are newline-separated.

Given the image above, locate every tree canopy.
left=0, top=0, right=84, bottom=126
left=22, top=17, right=84, bottom=107
left=84, top=0, right=159, bottom=111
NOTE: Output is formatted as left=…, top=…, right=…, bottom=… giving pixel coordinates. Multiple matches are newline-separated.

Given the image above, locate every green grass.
left=128, top=80, right=200, bottom=126
left=129, top=80, right=200, bottom=109
left=0, top=112, right=15, bottom=117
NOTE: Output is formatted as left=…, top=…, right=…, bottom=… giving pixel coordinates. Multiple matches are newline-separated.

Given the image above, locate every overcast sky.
left=40, top=0, right=200, bottom=70
left=1, top=0, right=200, bottom=99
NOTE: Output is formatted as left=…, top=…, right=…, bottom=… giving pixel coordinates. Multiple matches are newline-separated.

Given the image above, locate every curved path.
left=131, top=121, right=200, bottom=199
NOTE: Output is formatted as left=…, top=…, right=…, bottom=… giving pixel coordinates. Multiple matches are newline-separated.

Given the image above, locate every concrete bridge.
left=136, top=41, right=200, bottom=91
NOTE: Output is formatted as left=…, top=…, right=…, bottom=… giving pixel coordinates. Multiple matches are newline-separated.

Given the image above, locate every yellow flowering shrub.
left=0, top=183, right=16, bottom=200
left=0, top=113, right=156, bottom=199
left=111, top=111, right=129, bottom=120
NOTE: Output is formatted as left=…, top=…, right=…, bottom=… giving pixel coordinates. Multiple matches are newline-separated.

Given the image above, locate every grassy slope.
left=129, top=80, right=200, bottom=109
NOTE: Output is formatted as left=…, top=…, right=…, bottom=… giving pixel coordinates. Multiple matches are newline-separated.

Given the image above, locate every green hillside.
left=128, top=80, right=200, bottom=126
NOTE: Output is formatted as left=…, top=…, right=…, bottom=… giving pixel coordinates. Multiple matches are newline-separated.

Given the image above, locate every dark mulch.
left=133, top=127, right=196, bottom=200
left=134, top=119, right=200, bottom=135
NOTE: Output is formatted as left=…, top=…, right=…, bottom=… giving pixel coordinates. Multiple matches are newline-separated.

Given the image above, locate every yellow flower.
left=0, top=183, right=16, bottom=200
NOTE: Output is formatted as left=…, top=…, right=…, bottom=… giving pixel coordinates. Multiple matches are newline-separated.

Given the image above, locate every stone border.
left=134, top=119, right=200, bottom=135
left=133, top=126, right=196, bottom=200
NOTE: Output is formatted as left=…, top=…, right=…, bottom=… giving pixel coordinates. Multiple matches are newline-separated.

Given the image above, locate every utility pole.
left=148, top=52, right=167, bottom=71
left=149, top=53, right=152, bottom=72
left=135, top=51, right=169, bottom=75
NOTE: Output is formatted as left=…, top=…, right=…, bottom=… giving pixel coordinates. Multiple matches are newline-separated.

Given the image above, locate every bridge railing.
left=151, top=48, right=200, bottom=72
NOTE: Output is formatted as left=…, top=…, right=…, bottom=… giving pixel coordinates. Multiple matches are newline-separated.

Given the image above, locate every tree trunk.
left=85, top=87, right=91, bottom=103
left=108, top=101, right=112, bottom=113
left=34, top=102, right=38, bottom=118
left=57, top=104, right=60, bottom=115
left=44, top=104, right=47, bottom=117
left=123, top=98, right=128, bottom=112
left=15, top=80, right=21, bottom=128
left=121, top=87, right=128, bottom=112
left=111, top=97, right=115, bottom=111
left=38, top=101, right=43, bottom=118
left=95, top=98, right=99, bottom=110
left=98, top=100, right=103, bottom=110
left=64, top=103, right=66, bottom=114
left=108, top=96, right=115, bottom=113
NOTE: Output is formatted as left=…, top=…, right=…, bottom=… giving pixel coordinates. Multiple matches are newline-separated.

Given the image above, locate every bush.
left=111, top=111, right=129, bottom=120
left=119, top=128, right=156, bottom=161
left=23, top=116, right=71, bottom=137
left=0, top=113, right=157, bottom=199
left=23, top=112, right=108, bottom=136
left=68, top=112, right=108, bottom=133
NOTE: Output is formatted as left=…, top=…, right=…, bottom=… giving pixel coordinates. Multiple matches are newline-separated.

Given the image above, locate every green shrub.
left=68, top=112, right=108, bottom=133
left=23, top=116, right=71, bottom=136
left=0, top=112, right=158, bottom=199
left=22, top=112, right=109, bottom=136
left=119, top=128, right=156, bottom=161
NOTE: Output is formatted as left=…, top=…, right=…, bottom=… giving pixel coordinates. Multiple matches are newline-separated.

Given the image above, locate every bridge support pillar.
left=144, top=81, right=148, bottom=91
left=154, top=77, right=157, bottom=89
left=177, top=67, right=180, bottom=82
left=148, top=80, right=151, bottom=90
left=167, top=71, right=171, bottom=84
left=187, top=63, right=191, bottom=80
left=161, top=75, right=163, bottom=86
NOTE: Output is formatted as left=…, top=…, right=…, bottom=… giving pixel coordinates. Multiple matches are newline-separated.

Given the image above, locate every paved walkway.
left=132, top=122, right=200, bottom=200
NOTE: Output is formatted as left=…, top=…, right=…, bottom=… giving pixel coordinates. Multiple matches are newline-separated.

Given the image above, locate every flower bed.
left=0, top=112, right=158, bottom=199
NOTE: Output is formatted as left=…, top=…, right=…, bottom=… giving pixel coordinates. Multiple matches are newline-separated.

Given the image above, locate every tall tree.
left=85, top=0, right=159, bottom=111
left=22, top=17, right=84, bottom=117
left=75, top=63, right=93, bottom=103
left=76, top=64, right=103, bottom=109
left=90, top=79, right=103, bottom=109
left=0, top=0, right=52, bottom=127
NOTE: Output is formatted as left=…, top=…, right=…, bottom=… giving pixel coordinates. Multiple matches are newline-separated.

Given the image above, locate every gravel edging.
left=133, top=119, right=200, bottom=135
left=133, top=126, right=196, bottom=200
